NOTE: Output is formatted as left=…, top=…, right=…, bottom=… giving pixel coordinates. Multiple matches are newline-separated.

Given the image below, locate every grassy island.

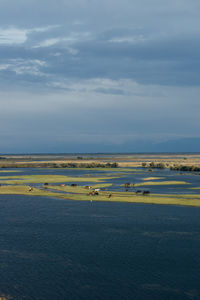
left=1, top=153, right=200, bottom=207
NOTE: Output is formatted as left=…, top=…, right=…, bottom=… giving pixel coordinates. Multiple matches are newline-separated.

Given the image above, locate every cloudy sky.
left=0, top=0, right=200, bottom=153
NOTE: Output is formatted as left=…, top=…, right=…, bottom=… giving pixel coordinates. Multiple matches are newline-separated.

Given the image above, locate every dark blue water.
left=0, top=195, right=200, bottom=299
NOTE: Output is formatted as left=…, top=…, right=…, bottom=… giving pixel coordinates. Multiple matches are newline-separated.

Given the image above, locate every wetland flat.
left=0, top=163, right=200, bottom=206
left=1, top=154, right=200, bottom=300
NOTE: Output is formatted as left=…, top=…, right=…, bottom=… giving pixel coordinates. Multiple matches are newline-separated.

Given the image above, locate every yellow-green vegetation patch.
left=142, top=177, right=165, bottom=181
left=152, top=193, right=200, bottom=199
left=47, top=185, right=88, bottom=194
left=57, top=192, right=200, bottom=207
left=90, top=183, right=113, bottom=189
left=0, top=185, right=66, bottom=198
left=0, top=174, right=113, bottom=185
left=0, top=170, right=22, bottom=173
left=1, top=184, right=200, bottom=207
left=47, top=183, right=113, bottom=194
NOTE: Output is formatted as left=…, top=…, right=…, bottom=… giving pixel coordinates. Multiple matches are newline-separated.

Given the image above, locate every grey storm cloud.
left=0, top=0, right=199, bottom=88
left=0, top=0, right=200, bottom=152
left=0, top=28, right=200, bottom=88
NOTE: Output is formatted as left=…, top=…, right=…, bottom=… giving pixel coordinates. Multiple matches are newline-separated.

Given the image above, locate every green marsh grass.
left=1, top=184, right=200, bottom=207
left=0, top=170, right=22, bottom=173
left=0, top=174, right=116, bottom=184
left=142, top=177, right=165, bottom=181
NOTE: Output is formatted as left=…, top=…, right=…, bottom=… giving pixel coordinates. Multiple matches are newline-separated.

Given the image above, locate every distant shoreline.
left=1, top=153, right=200, bottom=169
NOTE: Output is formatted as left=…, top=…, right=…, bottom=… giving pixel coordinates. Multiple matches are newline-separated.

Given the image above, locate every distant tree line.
left=142, top=162, right=200, bottom=172
left=170, top=165, right=200, bottom=172
left=142, top=162, right=168, bottom=169
left=0, top=162, right=118, bottom=169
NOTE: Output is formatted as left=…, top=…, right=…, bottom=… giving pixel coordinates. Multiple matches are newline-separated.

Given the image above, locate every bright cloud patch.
left=0, top=27, right=27, bottom=45
left=109, top=35, right=145, bottom=44
left=0, top=59, right=46, bottom=76
left=0, top=25, right=61, bottom=46
left=33, top=31, right=92, bottom=48
left=0, top=64, right=10, bottom=71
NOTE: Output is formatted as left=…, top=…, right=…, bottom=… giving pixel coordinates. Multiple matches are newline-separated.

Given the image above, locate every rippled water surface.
left=0, top=195, right=200, bottom=299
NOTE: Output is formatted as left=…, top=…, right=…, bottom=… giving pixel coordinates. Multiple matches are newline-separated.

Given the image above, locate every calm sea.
left=0, top=195, right=200, bottom=300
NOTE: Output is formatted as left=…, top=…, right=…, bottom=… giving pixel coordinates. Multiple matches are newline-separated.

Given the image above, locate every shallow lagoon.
left=0, top=167, right=200, bottom=195
left=0, top=195, right=200, bottom=300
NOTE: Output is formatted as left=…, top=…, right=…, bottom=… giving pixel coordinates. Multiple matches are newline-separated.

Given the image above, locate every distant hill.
left=151, top=138, right=200, bottom=153
left=49, top=137, right=200, bottom=153
left=95, top=137, right=200, bottom=153
left=2, top=137, right=200, bottom=154
left=59, top=138, right=200, bottom=153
